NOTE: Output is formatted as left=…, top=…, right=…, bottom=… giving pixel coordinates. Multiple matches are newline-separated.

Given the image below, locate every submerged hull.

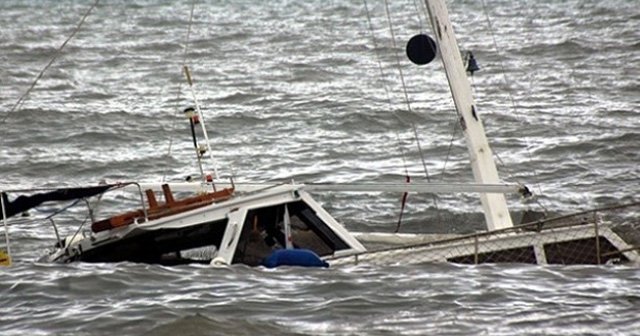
left=45, top=184, right=367, bottom=266
left=46, top=190, right=639, bottom=268
left=330, top=203, right=640, bottom=266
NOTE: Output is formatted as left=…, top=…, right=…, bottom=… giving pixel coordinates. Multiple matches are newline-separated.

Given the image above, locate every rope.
left=162, top=2, right=196, bottom=182
left=1, top=0, right=100, bottom=126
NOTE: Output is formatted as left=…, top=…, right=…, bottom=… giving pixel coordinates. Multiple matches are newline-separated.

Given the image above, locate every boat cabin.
left=47, top=184, right=366, bottom=266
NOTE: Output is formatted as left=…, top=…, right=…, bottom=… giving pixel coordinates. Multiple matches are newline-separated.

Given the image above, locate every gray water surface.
left=1, top=0, right=639, bottom=335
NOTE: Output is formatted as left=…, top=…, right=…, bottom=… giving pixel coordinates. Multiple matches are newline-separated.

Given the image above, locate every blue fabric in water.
left=262, top=249, right=329, bottom=268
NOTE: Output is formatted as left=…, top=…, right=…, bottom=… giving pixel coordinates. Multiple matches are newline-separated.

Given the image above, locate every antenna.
left=1, top=192, right=12, bottom=267
left=183, top=106, right=207, bottom=184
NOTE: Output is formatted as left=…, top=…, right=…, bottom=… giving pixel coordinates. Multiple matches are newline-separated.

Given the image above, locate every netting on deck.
left=330, top=202, right=640, bottom=266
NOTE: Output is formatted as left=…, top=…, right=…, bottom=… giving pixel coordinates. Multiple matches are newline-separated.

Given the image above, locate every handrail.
left=327, top=201, right=640, bottom=260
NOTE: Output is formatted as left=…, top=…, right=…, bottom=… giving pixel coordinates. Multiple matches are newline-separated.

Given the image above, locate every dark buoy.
left=406, top=34, right=437, bottom=65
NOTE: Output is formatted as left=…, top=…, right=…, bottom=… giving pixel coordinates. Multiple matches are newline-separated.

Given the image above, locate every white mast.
left=424, top=0, right=513, bottom=230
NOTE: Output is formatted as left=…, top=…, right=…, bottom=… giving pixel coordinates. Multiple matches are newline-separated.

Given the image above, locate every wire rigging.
left=381, top=0, right=432, bottom=182
left=162, top=2, right=196, bottom=182
left=1, top=0, right=100, bottom=126
left=364, top=0, right=445, bottom=229
left=440, top=116, right=460, bottom=178
left=411, top=0, right=425, bottom=33
left=409, top=0, right=460, bottom=182
left=363, top=0, right=416, bottom=233
left=362, top=1, right=406, bottom=125
left=479, top=0, right=545, bottom=199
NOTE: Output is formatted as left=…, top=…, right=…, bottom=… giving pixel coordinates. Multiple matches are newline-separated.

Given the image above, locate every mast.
left=424, top=0, right=513, bottom=230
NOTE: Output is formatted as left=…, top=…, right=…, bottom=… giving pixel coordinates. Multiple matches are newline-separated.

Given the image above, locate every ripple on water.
left=1, top=0, right=639, bottom=335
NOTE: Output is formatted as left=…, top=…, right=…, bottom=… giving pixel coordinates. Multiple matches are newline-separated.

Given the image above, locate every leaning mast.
left=424, top=0, right=514, bottom=230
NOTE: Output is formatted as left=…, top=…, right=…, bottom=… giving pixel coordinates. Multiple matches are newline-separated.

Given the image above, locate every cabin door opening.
left=232, top=201, right=350, bottom=266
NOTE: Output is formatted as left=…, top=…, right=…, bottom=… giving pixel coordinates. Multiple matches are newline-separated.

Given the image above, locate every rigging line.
left=162, top=2, right=196, bottom=182
left=440, top=115, right=459, bottom=179
left=479, top=0, right=544, bottom=197
left=363, top=0, right=429, bottom=182
left=410, top=0, right=425, bottom=33
left=394, top=132, right=411, bottom=233
left=469, top=60, right=520, bottom=185
left=410, top=0, right=457, bottom=184
left=35, top=198, right=83, bottom=219
left=468, top=65, right=519, bottom=184
left=1, top=0, right=100, bottom=126
left=363, top=0, right=416, bottom=232
left=362, top=0, right=393, bottom=107
left=396, top=134, right=411, bottom=178
left=362, top=0, right=412, bottom=165
left=380, top=0, right=443, bottom=224
left=381, top=0, right=431, bottom=182
left=362, top=0, right=403, bottom=123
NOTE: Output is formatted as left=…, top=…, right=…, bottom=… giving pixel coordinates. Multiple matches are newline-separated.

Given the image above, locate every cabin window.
left=232, top=201, right=349, bottom=266
left=81, top=218, right=228, bottom=265
left=155, top=218, right=229, bottom=264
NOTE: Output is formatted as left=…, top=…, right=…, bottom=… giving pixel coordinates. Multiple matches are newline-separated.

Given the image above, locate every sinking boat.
left=1, top=0, right=638, bottom=267
left=2, top=181, right=639, bottom=267
left=26, top=183, right=366, bottom=266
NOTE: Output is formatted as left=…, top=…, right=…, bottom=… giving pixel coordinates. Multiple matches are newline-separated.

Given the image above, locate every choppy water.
left=1, top=0, right=639, bottom=335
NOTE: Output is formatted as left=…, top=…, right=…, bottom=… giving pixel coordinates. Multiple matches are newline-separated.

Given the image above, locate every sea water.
left=1, top=0, right=639, bottom=334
